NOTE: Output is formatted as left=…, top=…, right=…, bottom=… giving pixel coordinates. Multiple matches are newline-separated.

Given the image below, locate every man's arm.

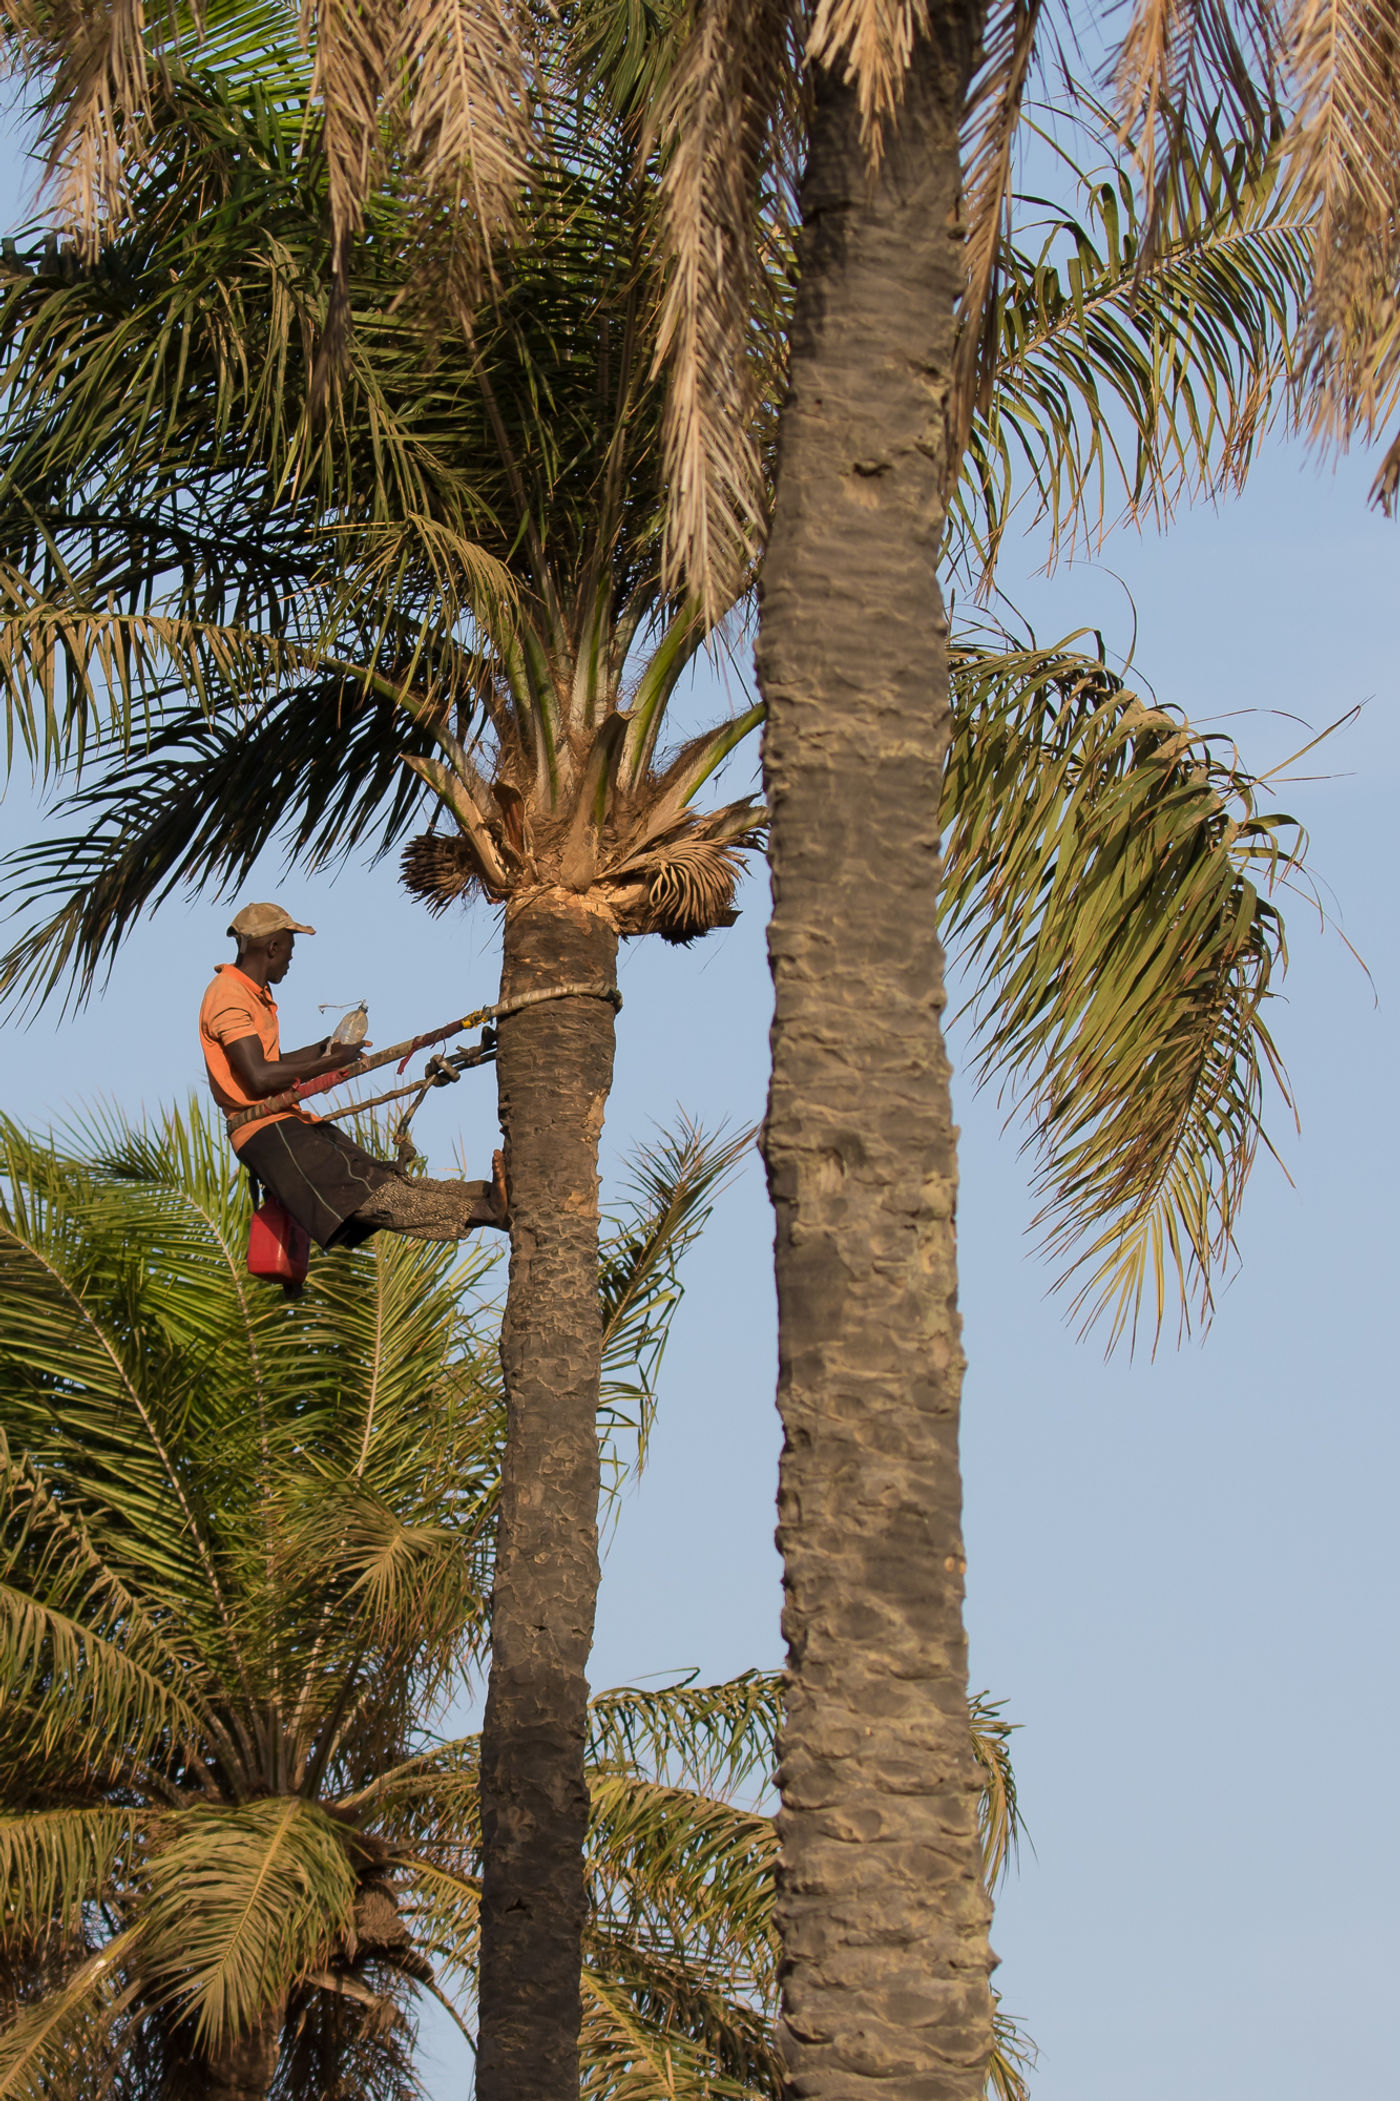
left=224, top=1034, right=371, bottom=1099
left=283, top=1037, right=361, bottom=1063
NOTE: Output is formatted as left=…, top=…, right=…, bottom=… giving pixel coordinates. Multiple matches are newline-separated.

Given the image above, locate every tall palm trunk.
left=205, top=2001, right=285, bottom=2100
left=755, top=15, right=995, bottom=2100
left=477, top=887, right=619, bottom=2101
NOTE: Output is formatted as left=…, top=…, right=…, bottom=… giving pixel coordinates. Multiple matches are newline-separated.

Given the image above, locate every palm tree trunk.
left=477, top=886, right=619, bottom=2101
left=755, top=15, right=994, bottom=2101
left=205, top=2003, right=284, bottom=2100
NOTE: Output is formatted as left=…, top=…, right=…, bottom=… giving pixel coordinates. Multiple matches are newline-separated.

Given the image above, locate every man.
left=200, top=902, right=506, bottom=1248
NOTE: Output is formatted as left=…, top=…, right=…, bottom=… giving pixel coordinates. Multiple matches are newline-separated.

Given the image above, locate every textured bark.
left=756, top=16, right=995, bottom=2101
left=203, top=2003, right=285, bottom=2100
left=477, top=888, right=618, bottom=2101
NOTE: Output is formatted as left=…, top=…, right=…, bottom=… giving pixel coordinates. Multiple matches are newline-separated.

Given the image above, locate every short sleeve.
left=204, top=984, right=259, bottom=1044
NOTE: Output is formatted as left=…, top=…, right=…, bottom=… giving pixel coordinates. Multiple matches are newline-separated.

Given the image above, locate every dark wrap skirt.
left=237, top=1119, right=398, bottom=1251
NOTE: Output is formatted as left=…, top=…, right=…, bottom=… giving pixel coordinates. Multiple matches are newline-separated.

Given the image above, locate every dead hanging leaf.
left=637, top=836, right=748, bottom=943
left=808, top=0, right=930, bottom=157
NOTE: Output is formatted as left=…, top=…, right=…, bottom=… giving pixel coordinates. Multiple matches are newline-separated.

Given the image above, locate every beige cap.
left=226, top=902, right=317, bottom=940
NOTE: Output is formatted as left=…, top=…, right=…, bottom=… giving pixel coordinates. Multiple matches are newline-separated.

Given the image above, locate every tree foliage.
left=0, top=5, right=1334, bottom=1361
left=0, top=1102, right=769, bottom=2096
left=0, top=1104, right=1033, bottom=2097
left=0, top=55, right=1320, bottom=1345
left=943, top=627, right=1318, bottom=1346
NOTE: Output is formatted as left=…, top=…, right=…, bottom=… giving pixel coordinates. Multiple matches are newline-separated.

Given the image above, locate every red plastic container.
left=247, top=1199, right=310, bottom=1286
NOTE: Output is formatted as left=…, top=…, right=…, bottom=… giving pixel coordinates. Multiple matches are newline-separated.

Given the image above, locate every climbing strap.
left=317, top=1041, right=496, bottom=1166
left=386, top=1050, right=479, bottom=1166
left=224, top=980, right=622, bottom=1136
left=318, top=1042, right=493, bottom=1129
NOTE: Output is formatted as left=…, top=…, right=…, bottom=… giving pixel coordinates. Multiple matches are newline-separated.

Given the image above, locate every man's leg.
left=347, top=1161, right=506, bottom=1242
left=238, top=1120, right=506, bottom=1250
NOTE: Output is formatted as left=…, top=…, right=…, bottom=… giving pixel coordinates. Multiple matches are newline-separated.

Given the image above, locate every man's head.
left=227, top=902, right=315, bottom=986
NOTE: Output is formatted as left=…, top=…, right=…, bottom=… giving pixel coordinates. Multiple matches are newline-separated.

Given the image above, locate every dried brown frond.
left=951, top=0, right=1047, bottom=463
left=302, top=0, right=396, bottom=380
left=400, top=828, right=494, bottom=912
left=1113, top=0, right=1275, bottom=251
left=622, top=835, right=748, bottom=944
left=988, top=1994, right=1038, bottom=2101
left=402, top=803, right=755, bottom=942
left=650, top=0, right=798, bottom=616
left=300, top=0, right=530, bottom=385
left=3, top=0, right=175, bottom=256
left=7, top=0, right=530, bottom=369
left=807, top=0, right=929, bottom=156
left=397, top=0, right=529, bottom=232
left=1369, top=422, right=1400, bottom=513
left=394, top=0, right=531, bottom=320
left=1285, top=0, right=1400, bottom=448
left=1115, top=0, right=1193, bottom=176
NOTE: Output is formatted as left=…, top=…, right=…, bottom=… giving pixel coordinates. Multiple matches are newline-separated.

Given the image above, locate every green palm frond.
left=0, top=1438, right=215, bottom=1784
left=598, top=1124, right=755, bottom=1468
left=275, top=1486, right=484, bottom=1693
left=0, top=1099, right=508, bottom=1800
left=371, top=1681, right=786, bottom=2097
left=397, top=1855, right=481, bottom=1993
left=166, top=0, right=314, bottom=100
left=586, top=1775, right=777, bottom=1987
left=0, top=589, right=299, bottom=780
left=955, top=110, right=1312, bottom=588
left=583, top=1689, right=776, bottom=2093
left=587, top=1674, right=782, bottom=1801
left=343, top=1738, right=482, bottom=1976
left=943, top=628, right=1310, bottom=1349
left=0, top=677, right=447, bottom=1016
left=140, top=1797, right=357, bottom=2049
left=579, top=1958, right=778, bottom=2101
left=969, top=1693, right=1024, bottom=1892
left=71, top=1098, right=282, bottom=1373
left=0, top=1110, right=305, bottom=1671
left=0, top=1930, right=139, bottom=2101
left=277, top=1229, right=502, bottom=1598
left=0, top=1103, right=771, bottom=2092
left=0, top=1808, right=151, bottom=1951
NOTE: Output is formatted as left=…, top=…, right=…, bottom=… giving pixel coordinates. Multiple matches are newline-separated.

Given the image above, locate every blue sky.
left=1, top=98, right=1397, bottom=2101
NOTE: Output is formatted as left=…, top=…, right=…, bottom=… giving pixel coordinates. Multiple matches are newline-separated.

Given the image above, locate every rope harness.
left=225, top=980, right=622, bottom=1165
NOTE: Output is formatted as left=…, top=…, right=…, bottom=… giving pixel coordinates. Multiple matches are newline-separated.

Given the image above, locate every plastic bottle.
left=323, top=1000, right=369, bottom=1051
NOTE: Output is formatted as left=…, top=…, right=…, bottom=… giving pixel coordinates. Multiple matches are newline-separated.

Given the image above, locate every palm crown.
left=0, top=12, right=769, bottom=941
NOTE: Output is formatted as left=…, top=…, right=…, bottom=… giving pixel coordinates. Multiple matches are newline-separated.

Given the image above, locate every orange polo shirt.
left=199, top=964, right=319, bottom=1154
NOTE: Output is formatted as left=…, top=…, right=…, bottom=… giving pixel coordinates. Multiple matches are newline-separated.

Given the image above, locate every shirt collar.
left=214, top=963, right=277, bottom=1007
